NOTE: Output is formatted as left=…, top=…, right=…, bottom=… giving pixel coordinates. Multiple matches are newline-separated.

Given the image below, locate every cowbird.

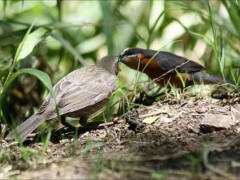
left=119, top=48, right=232, bottom=88
left=6, top=56, right=119, bottom=142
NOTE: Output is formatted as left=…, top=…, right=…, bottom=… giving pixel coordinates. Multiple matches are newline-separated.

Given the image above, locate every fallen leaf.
left=143, top=116, right=159, bottom=124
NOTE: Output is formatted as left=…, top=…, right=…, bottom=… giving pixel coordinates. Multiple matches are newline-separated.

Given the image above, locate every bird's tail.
left=191, top=72, right=234, bottom=85
left=5, top=114, right=46, bottom=142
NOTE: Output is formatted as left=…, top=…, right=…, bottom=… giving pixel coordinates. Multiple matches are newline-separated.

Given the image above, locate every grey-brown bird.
left=6, top=56, right=119, bottom=142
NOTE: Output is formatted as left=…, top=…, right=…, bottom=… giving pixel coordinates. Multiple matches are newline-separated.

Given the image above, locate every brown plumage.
left=6, top=56, right=119, bottom=142
left=119, top=48, right=232, bottom=88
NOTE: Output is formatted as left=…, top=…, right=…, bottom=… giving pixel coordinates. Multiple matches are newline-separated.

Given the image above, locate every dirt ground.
left=1, top=89, right=240, bottom=179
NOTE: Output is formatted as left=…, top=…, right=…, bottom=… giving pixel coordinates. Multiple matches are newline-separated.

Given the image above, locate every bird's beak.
left=118, top=53, right=140, bottom=63
left=118, top=53, right=127, bottom=62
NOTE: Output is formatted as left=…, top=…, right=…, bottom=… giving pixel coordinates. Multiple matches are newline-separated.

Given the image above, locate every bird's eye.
left=122, top=48, right=131, bottom=56
left=119, top=53, right=125, bottom=60
left=119, top=52, right=125, bottom=57
left=119, top=49, right=130, bottom=61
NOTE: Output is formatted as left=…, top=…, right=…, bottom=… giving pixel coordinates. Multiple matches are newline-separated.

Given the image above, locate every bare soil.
left=1, top=91, right=240, bottom=179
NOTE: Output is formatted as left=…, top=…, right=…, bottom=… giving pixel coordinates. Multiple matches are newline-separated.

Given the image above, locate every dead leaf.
left=143, top=116, right=159, bottom=124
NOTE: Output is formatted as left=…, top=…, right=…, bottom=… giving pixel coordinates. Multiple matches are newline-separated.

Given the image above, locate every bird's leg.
left=135, top=83, right=168, bottom=105
left=139, top=85, right=171, bottom=105
left=152, top=87, right=171, bottom=99
left=61, top=116, right=76, bottom=131
left=133, top=91, right=156, bottom=106
left=79, top=116, right=88, bottom=126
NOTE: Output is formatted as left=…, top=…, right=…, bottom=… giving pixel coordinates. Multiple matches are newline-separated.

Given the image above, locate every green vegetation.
left=1, top=0, right=239, bottom=131
left=0, top=0, right=239, bottom=178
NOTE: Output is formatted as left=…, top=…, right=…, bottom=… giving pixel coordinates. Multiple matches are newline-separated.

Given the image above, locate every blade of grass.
left=0, top=68, right=59, bottom=128
left=218, top=40, right=226, bottom=81
left=176, top=70, right=186, bottom=88
left=0, top=20, right=37, bottom=107
left=50, top=32, right=85, bottom=65
left=3, top=0, right=7, bottom=17
left=99, top=1, right=114, bottom=54
left=147, top=11, right=165, bottom=48
left=0, top=68, right=54, bottom=106
left=41, top=127, right=52, bottom=156
left=207, top=1, right=217, bottom=47
left=115, top=3, right=147, bottom=52
left=15, top=27, right=48, bottom=63
left=189, top=31, right=218, bottom=56
left=13, top=19, right=37, bottom=64
left=56, top=0, right=62, bottom=21
left=222, top=0, right=240, bottom=37
left=0, top=20, right=59, bottom=127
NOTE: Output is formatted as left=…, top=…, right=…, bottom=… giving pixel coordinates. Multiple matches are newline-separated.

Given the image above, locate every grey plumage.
left=6, top=56, right=119, bottom=142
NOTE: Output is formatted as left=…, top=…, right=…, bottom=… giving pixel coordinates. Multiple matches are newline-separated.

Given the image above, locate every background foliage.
left=0, top=0, right=239, bottom=134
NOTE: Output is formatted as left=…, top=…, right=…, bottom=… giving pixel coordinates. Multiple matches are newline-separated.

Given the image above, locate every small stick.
left=139, top=110, right=170, bottom=118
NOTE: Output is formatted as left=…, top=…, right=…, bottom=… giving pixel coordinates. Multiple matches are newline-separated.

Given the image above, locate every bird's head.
left=97, top=56, right=120, bottom=75
left=118, top=48, right=157, bottom=71
left=118, top=48, right=144, bottom=63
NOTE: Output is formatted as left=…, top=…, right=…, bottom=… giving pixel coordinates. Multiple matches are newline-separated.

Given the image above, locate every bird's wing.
left=155, top=51, right=205, bottom=73
left=53, top=65, right=118, bottom=115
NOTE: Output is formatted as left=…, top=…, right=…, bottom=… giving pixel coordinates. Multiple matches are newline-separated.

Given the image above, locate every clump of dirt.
left=2, top=92, right=240, bottom=179
left=125, top=109, right=144, bottom=132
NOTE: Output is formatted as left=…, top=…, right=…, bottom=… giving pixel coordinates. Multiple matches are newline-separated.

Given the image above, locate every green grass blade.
left=189, top=31, right=218, bottom=56
left=15, top=27, right=48, bottom=63
left=222, top=0, right=240, bottom=37
left=99, top=1, right=114, bottom=54
left=3, top=0, right=7, bottom=17
left=147, top=11, right=165, bottom=48
left=207, top=1, right=217, bottom=45
left=50, top=32, right=85, bottom=65
left=13, top=19, right=36, bottom=64
left=115, top=3, right=146, bottom=52
left=56, top=0, right=62, bottom=21
left=219, top=47, right=226, bottom=80
left=0, top=68, right=54, bottom=104
left=41, top=127, right=52, bottom=156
